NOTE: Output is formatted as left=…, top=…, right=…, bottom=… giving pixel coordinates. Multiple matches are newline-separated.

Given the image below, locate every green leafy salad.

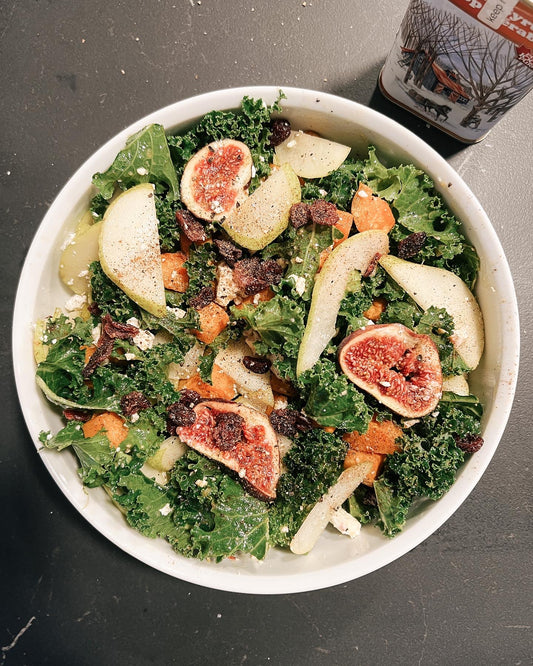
left=36, top=93, right=485, bottom=562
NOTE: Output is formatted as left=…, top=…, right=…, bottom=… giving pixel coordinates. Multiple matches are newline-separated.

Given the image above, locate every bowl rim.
left=12, top=86, right=520, bottom=594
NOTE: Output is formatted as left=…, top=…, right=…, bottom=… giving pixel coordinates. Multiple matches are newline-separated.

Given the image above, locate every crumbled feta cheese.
left=133, top=329, right=155, bottom=351
left=64, top=294, right=87, bottom=312
left=286, top=140, right=296, bottom=148
left=91, top=324, right=102, bottom=345
left=318, top=189, right=328, bottom=197
left=195, top=478, right=208, bottom=488
left=357, top=189, right=369, bottom=198
left=215, top=263, right=239, bottom=307
left=379, top=380, right=391, bottom=387
left=166, top=306, right=186, bottom=319
left=77, top=269, right=88, bottom=278
left=136, top=166, right=148, bottom=175
left=126, top=317, right=141, bottom=328
left=294, top=256, right=303, bottom=263
left=403, top=419, right=420, bottom=428
left=130, top=413, right=140, bottom=423
left=280, top=525, right=289, bottom=534
left=238, top=469, right=246, bottom=478
left=159, top=503, right=173, bottom=516
left=292, top=276, right=306, bottom=296
left=124, top=352, right=137, bottom=361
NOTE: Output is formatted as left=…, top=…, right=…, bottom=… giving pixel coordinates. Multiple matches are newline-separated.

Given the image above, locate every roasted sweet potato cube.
left=161, top=252, right=189, bottom=292
left=343, top=417, right=403, bottom=455
left=193, top=302, right=230, bottom=344
left=82, top=412, right=129, bottom=448
left=351, top=183, right=395, bottom=233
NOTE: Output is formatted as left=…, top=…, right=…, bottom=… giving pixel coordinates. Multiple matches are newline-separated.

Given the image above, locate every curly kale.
left=170, top=451, right=269, bottom=561
left=89, top=261, right=140, bottom=322
left=167, top=94, right=285, bottom=191
left=374, top=398, right=482, bottom=536
left=269, top=429, right=348, bottom=547
left=297, top=358, right=371, bottom=432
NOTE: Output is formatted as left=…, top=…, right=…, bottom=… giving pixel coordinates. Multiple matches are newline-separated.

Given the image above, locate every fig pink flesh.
left=192, top=143, right=247, bottom=215
left=177, top=401, right=280, bottom=500
left=339, top=324, right=442, bottom=418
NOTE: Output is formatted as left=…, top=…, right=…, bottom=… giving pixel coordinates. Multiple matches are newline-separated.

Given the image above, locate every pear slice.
left=296, top=230, right=390, bottom=376
left=274, top=130, right=351, bottom=179
left=222, top=163, right=301, bottom=251
left=60, top=221, right=102, bottom=295
left=379, top=255, right=484, bottom=370
left=442, top=374, right=470, bottom=396
left=99, top=183, right=166, bottom=317
left=214, top=339, right=274, bottom=408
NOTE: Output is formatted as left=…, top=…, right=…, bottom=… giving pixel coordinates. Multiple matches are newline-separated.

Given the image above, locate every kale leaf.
left=167, top=94, right=284, bottom=191
left=269, top=429, right=348, bottom=547
left=300, top=162, right=361, bottom=211
left=170, top=451, right=269, bottom=561
left=231, top=294, right=305, bottom=381
left=92, top=124, right=179, bottom=200
left=298, top=358, right=371, bottom=431
left=90, top=261, right=140, bottom=322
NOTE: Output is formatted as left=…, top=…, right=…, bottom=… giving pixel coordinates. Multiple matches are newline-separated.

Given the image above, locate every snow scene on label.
left=380, top=0, right=533, bottom=141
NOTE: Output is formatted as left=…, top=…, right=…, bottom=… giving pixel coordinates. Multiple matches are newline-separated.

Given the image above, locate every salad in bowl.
left=15, top=87, right=517, bottom=593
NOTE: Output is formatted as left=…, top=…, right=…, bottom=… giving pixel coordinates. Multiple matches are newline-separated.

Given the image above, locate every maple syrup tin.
left=379, top=0, right=533, bottom=142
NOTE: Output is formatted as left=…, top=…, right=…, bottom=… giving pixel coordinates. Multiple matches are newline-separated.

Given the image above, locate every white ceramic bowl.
left=13, top=86, right=519, bottom=594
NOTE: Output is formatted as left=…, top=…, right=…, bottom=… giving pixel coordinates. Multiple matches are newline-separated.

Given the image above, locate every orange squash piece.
left=234, top=287, right=275, bottom=309
left=363, top=297, right=387, bottom=322
left=344, top=450, right=385, bottom=486
left=351, top=183, right=395, bottom=233
left=161, top=252, right=189, bottom=292
left=82, top=412, right=129, bottom=449
left=183, top=371, right=236, bottom=401
left=193, top=302, right=230, bottom=344
left=343, top=417, right=403, bottom=455
left=211, top=363, right=238, bottom=400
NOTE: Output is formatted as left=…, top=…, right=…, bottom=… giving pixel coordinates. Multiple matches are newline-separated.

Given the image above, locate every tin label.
left=477, top=0, right=517, bottom=29
left=380, top=0, right=533, bottom=141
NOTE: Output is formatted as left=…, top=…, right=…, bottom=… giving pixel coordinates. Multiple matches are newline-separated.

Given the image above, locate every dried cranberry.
left=178, top=389, right=202, bottom=409
left=309, top=199, right=338, bottom=226
left=233, top=257, right=283, bottom=295
left=213, top=411, right=244, bottom=450
left=360, top=485, right=378, bottom=507
left=120, top=391, right=151, bottom=416
left=397, top=232, right=427, bottom=260
left=88, top=301, right=101, bottom=317
left=213, top=238, right=243, bottom=267
left=175, top=209, right=207, bottom=243
left=167, top=402, right=196, bottom=433
left=63, top=408, right=91, bottom=422
left=289, top=202, right=311, bottom=229
left=454, top=433, right=484, bottom=453
left=82, top=336, right=114, bottom=379
left=242, top=356, right=271, bottom=374
left=189, top=286, right=215, bottom=310
left=269, top=409, right=313, bottom=438
left=269, top=119, right=291, bottom=147
left=102, top=315, right=139, bottom=340
left=362, top=252, right=382, bottom=278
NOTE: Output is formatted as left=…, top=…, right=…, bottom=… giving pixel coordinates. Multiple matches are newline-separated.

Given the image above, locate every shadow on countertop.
left=330, top=62, right=469, bottom=160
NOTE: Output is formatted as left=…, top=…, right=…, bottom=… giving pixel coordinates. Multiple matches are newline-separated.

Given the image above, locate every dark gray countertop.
left=1, top=1, right=531, bottom=664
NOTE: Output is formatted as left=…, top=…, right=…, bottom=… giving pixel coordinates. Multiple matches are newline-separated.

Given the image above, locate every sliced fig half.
left=176, top=400, right=280, bottom=500
left=180, top=139, right=253, bottom=221
left=338, top=323, right=443, bottom=418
